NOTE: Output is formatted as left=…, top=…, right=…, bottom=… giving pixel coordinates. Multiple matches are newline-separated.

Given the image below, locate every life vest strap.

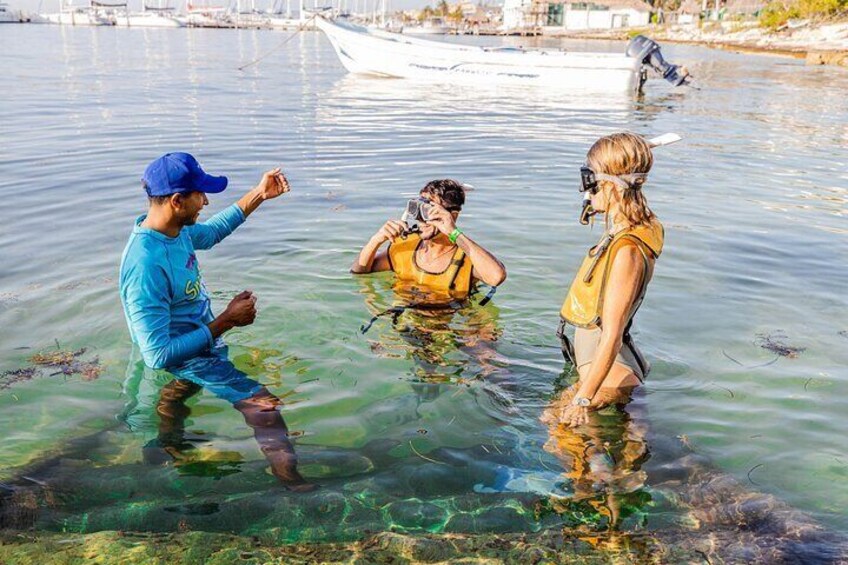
left=556, top=319, right=577, bottom=367
left=622, top=328, right=647, bottom=383
left=360, top=306, right=406, bottom=334
left=360, top=280, right=496, bottom=336
left=446, top=249, right=467, bottom=291
left=477, top=284, right=497, bottom=306
left=583, top=234, right=614, bottom=284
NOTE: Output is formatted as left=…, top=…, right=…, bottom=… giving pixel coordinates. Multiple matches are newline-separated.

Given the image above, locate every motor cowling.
left=627, top=35, right=690, bottom=87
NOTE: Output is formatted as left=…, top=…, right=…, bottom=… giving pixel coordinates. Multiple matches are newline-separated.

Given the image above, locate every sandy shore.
left=549, top=20, right=848, bottom=66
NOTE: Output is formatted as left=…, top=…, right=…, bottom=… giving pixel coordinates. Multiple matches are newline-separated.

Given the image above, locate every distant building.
left=542, top=0, right=651, bottom=30
left=725, top=0, right=764, bottom=16
left=677, top=0, right=701, bottom=24
left=460, top=1, right=478, bottom=16
left=503, top=0, right=534, bottom=30
left=461, top=4, right=499, bottom=32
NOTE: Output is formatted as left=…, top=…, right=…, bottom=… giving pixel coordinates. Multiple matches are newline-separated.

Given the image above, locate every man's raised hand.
left=257, top=168, right=290, bottom=201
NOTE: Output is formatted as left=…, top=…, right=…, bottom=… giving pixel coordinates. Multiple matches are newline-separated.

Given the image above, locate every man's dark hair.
left=148, top=195, right=171, bottom=206
left=142, top=180, right=172, bottom=206
left=421, top=179, right=465, bottom=212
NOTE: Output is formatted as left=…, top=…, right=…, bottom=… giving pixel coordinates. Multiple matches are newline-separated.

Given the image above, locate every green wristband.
left=448, top=228, right=463, bottom=244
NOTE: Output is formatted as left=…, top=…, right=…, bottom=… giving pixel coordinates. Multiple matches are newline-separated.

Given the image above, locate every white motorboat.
left=184, top=1, right=226, bottom=26
left=403, top=17, right=449, bottom=35
left=122, top=13, right=184, bottom=26
left=42, top=7, right=114, bottom=24
left=267, top=14, right=301, bottom=29
left=1, top=2, right=21, bottom=22
left=316, top=16, right=691, bottom=93
left=115, top=4, right=185, bottom=27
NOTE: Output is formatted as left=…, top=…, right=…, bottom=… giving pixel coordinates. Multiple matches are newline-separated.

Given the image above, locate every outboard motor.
left=627, top=35, right=690, bottom=87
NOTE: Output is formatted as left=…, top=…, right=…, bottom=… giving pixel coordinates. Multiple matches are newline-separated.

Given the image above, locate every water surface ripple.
left=1, top=25, right=847, bottom=548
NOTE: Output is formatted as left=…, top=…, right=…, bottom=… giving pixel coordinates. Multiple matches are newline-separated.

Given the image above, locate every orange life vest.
left=560, top=221, right=664, bottom=328
left=387, top=233, right=473, bottom=299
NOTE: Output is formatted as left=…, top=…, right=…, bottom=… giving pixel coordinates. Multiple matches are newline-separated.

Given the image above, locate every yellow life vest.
left=560, top=221, right=664, bottom=328
left=387, top=233, right=473, bottom=299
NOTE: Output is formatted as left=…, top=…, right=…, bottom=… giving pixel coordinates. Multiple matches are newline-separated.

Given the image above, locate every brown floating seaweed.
left=754, top=331, right=806, bottom=358
left=29, top=348, right=86, bottom=367
left=0, top=368, right=38, bottom=390
left=1, top=348, right=102, bottom=390
left=79, top=362, right=103, bottom=381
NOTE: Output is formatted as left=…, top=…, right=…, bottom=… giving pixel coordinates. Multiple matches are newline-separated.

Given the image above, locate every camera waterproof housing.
left=406, top=198, right=432, bottom=222
left=401, top=198, right=433, bottom=233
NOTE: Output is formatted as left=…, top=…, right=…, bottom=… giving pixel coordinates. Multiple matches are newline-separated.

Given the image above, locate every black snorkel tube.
left=579, top=196, right=595, bottom=225
left=627, top=35, right=691, bottom=87
left=578, top=165, right=598, bottom=225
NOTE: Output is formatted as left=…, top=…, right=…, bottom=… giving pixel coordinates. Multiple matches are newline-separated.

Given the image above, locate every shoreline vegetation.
left=548, top=19, right=848, bottom=66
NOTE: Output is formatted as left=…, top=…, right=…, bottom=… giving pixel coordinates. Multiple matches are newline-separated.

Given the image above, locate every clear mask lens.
left=403, top=198, right=432, bottom=224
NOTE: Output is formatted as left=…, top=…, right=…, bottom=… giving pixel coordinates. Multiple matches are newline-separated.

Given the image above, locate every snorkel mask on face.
left=578, top=166, right=650, bottom=225
left=577, top=133, right=682, bottom=225
left=579, top=166, right=598, bottom=225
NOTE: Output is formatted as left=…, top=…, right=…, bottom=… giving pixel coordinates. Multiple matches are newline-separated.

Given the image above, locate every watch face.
left=574, top=397, right=590, bottom=407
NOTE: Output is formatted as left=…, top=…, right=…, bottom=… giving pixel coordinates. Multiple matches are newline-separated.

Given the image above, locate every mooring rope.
left=237, top=14, right=318, bottom=72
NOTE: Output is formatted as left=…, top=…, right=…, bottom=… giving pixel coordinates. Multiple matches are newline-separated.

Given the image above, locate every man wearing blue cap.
left=119, top=152, right=312, bottom=490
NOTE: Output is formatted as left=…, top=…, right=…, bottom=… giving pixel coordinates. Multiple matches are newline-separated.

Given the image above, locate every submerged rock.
left=385, top=500, right=448, bottom=532
left=2, top=412, right=847, bottom=563
left=0, top=529, right=722, bottom=564
left=163, top=502, right=221, bottom=516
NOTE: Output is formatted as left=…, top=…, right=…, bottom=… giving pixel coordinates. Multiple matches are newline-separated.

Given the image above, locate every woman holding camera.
left=546, top=132, right=664, bottom=428
left=351, top=179, right=506, bottom=301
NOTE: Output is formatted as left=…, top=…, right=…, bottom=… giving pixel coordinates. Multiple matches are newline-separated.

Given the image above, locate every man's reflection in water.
left=121, top=349, right=314, bottom=491
left=543, top=385, right=650, bottom=530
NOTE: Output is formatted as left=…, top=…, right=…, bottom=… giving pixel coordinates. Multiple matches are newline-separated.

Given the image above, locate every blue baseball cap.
left=142, top=152, right=228, bottom=197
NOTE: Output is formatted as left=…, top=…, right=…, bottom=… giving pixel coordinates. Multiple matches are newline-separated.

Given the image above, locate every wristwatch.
left=571, top=396, right=591, bottom=407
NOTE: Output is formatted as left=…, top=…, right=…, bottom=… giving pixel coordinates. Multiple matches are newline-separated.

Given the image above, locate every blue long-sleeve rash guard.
left=119, top=204, right=246, bottom=370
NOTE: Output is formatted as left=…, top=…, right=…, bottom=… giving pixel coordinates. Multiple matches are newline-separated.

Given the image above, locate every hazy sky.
left=8, top=0, right=465, bottom=14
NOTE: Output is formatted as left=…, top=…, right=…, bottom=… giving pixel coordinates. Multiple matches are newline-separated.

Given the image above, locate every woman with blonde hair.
left=547, top=132, right=664, bottom=428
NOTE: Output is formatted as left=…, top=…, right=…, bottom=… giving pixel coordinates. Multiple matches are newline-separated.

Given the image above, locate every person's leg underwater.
left=175, top=352, right=314, bottom=491
left=234, top=389, right=314, bottom=491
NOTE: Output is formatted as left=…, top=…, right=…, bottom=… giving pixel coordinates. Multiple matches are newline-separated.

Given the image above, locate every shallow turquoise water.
left=1, top=24, right=847, bottom=545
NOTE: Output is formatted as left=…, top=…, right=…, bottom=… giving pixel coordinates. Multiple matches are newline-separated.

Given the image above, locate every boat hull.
left=115, top=14, right=185, bottom=27
left=316, top=17, right=641, bottom=92
left=268, top=16, right=301, bottom=29
left=403, top=26, right=449, bottom=35
left=41, top=11, right=114, bottom=25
